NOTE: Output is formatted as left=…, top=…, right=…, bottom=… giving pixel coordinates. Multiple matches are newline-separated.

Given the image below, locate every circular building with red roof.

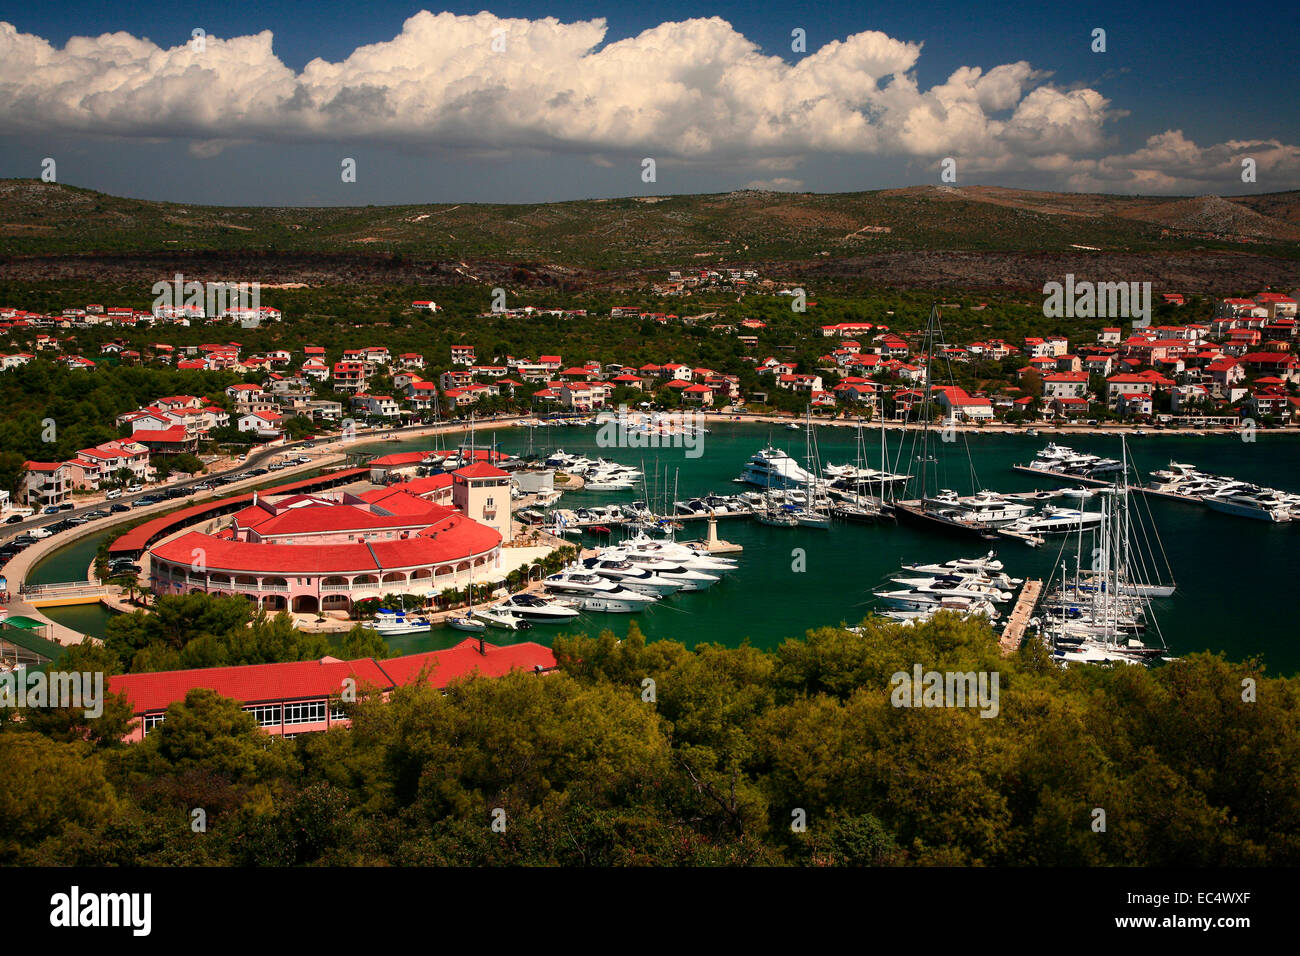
left=148, top=487, right=504, bottom=614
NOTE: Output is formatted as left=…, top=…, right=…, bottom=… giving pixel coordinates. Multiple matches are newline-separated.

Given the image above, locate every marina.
left=22, top=422, right=1300, bottom=674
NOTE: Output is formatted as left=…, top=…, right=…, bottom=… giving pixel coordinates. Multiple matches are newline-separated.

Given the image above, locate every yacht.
left=599, top=550, right=720, bottom=590
left=737, top=446, right=815, bottom=490
left=543, top=570, right=662, bottom=612
left=875, top=579, right=1013, bottom=607
left=494, top=593, right=582, bottom=622
left=614, top=535, right=738, bottom=571
left=580, top=557, right=684, bottom=596
left=365, top=609, right=433, bottom=636
left=1005, top=508, right=1104, bottom=534
left=902, top=551, right=1007, bottom=575
left=1203, top=486, right=1293, bottom=522
left=920, top=490, right=1035, bottom=527
left=448, top=615, right=487, bottom=633
left=470, top=607, right=533, bottom=630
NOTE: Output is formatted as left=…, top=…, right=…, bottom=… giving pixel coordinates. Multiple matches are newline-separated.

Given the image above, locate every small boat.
left=588, top=525, right=612, bottom=535
left=365, top=609, right=433, bottom=635
left=448, top=615, right=487, bottom=633
left=471, top=607, right=533, bottom=630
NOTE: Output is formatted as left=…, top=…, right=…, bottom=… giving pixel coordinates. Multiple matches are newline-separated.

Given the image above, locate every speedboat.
left=448, top=615, right=487, bottom=633
left=494, top=593, right=582, bottom=622
left=365, top=609, right=433, bottom=635
left=471, top=607, right=533, bottom=630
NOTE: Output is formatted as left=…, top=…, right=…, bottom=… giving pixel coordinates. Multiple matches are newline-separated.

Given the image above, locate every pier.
left=999, top=579, right=1042, bottom=655
left=1011, top=465, right=1113, bottom=487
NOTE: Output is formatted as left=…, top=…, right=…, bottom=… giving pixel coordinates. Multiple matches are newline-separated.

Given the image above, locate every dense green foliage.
left=3, top=616, right=1296, bottom=866
left=104, top=593, right=394, bottom=673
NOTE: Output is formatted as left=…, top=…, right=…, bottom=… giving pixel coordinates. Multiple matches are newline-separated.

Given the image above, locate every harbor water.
left=36, top=423, right=1300, bottom=674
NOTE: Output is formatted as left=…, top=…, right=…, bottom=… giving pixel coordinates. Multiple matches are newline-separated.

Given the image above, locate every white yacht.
left=738, top=446, right=815, bottom=490
left=470, top=607, right=533, bottom=630
left=614, top=535, right=738, bottom=572
left=494, top=593, right=582, bottom=622
left=1203, top=486, right=1293, bottom=522
left=580, top=557, right=684, bottom=596
left=921, top=489, right=1035, bottom=527
left=365, top=609, right=433, bottom=635
left=543, top=570, right=662, bottom=612
left=599, top=550, right=720, bottom=591
left=1005, top=508, right=1104, bottom=534
left=902, top=551, right=1007, bottom=575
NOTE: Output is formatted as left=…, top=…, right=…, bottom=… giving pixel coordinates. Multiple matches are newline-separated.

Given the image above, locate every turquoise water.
left=38, top=424, right=1300, bottom=674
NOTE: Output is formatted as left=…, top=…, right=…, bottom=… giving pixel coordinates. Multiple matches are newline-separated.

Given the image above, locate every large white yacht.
left=737, top=446, right=814, bottom=490
left=920, top=489, right=1036, bottom=527
left=543, top=570, right=662, bottom=612
left=1203, top=486, right=1293, bottom=522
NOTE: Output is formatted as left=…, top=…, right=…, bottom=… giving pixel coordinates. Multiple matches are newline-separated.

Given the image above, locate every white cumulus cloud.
left=0, top=12, right=1294, bottom=192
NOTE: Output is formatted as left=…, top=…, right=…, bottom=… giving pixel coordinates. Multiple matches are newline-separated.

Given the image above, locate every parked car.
left=110, top=503, right=131, bottom=513
left=126, top=484, right=144, bottom=493
left=83, top=510, right=109, bottom=520
left=4, top=514, right=24, bottom=524
left=42, top=506, right=60, bottom=515
left=132, top=497, right=159, bottom=508
left=58, top=503, right=75, bottom=511
left=29, top=527, right=53, bottom=539
left=104, top=488, right=122, bottom=500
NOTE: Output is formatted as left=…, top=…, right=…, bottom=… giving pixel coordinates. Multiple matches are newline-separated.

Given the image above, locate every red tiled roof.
left=377, top=639, right=557, bottom=689
left=454, top=462, right=510, bottom=479
left=109, top=657, right=393, bottom=714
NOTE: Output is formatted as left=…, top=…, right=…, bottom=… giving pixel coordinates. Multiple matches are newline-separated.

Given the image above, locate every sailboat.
left=793, top=406, right=830, bottom=528
left=1036, top=439, right=1173, bottom=666
left=892, top=305, right=1009, bottom=539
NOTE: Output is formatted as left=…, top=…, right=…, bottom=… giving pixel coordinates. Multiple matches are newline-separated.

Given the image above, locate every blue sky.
left=1, top=1, right=1296, bottom=204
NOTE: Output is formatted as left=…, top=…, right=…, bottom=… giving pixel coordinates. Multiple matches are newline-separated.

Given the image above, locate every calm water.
left=38, top=424, right=1300, bottom=674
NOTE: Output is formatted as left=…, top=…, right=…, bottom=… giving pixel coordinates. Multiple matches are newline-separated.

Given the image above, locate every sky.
left=0, top=1, right=1296, bottom=205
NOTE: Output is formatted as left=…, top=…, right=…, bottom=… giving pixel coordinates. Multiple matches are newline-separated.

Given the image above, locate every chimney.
left=477, top=636, right=486, bottom=656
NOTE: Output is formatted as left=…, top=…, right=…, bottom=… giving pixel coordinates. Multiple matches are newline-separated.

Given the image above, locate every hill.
left=1, top=180, right=1297, bottom=291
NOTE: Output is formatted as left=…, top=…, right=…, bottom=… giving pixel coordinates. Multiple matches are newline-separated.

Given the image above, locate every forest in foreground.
left=2, top=615, right=1297, bottom=867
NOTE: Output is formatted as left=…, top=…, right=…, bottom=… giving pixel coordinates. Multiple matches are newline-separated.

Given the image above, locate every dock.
left=999, top=579, right=1042, bottom=655
left=1011, top=465, right=1112, bottom=487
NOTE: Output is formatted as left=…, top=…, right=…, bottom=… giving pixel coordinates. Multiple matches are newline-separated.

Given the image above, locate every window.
left=284, top=700, right=326, bottom=725
left=142, top=713, right=166, bottom=736
left=330, top=701, right=348, bottom=721
left=244, top=703, right=282, bottom=728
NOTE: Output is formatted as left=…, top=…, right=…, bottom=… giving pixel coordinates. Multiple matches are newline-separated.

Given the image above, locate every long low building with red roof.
left=108, top=638, right=557, bottom=742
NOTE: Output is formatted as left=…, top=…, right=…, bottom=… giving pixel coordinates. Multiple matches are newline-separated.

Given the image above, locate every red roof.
left=132, top=426, right=190, bottom=442
left=109, top=657, right=393, bottom=714
left=107, top=639, right=555, bottom=714
left=377, top=639, right=557, bottom=689
left=454, top=462, right=510, bottom=479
